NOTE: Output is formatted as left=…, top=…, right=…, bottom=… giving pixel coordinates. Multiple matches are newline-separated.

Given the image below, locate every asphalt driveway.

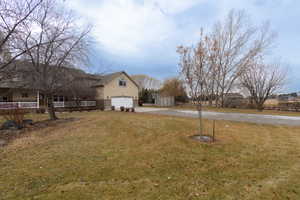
left=136, top=107, right=300, bottom=126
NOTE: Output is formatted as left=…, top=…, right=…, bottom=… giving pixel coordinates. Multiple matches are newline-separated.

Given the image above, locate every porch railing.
left=53, top=102, right=65, bottom=108
left=0, top=102, right=38, bottom=109
left=0, top=101, right=97, bottom=110
left=80, top=101, right=97, bottom=107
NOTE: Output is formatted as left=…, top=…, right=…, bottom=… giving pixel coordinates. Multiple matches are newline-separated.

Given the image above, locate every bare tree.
left=177, top=36, right=208, bottom=136
left=131, top=74, right=162, bottom=90
left=18, top=0, right=91, bottom=120
left=210, top=10, right=276, bottom=107
left=68, top=76, right=97, bottom=106
left=0, top=0, right=43, bottom=74
left=240, top=60, right=286, bottom=111
left=160, top=77, right=187, bottom=102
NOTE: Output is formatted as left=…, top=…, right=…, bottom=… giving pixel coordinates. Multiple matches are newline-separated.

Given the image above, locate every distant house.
left=0, top=62, right=139, bottom=110
left=278, top=93, right=298, bottom=102
left=224, top=93, right=244, bottom=108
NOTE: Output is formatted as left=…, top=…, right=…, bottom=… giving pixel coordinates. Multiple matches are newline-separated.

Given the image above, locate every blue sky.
left=66, top=0, right=300, bottom=92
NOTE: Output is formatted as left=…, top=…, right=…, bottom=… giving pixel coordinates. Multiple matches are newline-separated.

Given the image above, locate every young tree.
left=18, top=0, right=91, bottom=120
left=240, top=60, right=286, bottom=111
left=177, top=38, right=208, bottom=136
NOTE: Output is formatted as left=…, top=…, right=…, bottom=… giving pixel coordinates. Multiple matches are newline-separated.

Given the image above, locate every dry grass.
left=0, top=112, right=49, bottom=125
left=1, top=111, right=300, bottom=199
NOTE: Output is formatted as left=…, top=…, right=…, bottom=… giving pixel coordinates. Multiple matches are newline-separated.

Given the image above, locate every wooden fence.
left=155, top=96, right=175, bottom=107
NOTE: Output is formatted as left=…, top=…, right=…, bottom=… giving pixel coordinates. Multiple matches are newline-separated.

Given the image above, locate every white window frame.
left=118, top=79, right=127, bottom=87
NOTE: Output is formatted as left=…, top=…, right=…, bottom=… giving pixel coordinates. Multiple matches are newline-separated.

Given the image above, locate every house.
left=0, top=62, right=139, bottom=110
left=93, top=72, right=139, bottom=110
left=278, top=93, right=298, bottom=102
left=0, top=61, right=98, bottom=109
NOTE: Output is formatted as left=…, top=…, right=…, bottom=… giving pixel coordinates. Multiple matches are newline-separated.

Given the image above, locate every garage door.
left=111, top=97, right=133, bottom=109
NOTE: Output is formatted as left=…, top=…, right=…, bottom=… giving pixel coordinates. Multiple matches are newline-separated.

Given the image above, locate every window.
left=53, top=95, right=64, bottom=102
left=0, top=96, right=8, bottom=102
left=21, top=93, right=28, bottom=98
left=59, top=96, right=64, bottom=102
left=119, top=79, right=126, bottom=87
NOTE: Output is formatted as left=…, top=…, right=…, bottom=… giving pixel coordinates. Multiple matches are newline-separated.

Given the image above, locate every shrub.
left=120, top=106, right=125, bottom=112
left=138, top=99, right=143, bottom=106
left=278, top=102, right=300, bottom=111
left=0, top=109, right=28, bottom=128
left=36, top=108, right=46, bottom=114
left=224, top=97, right=247, bottom=108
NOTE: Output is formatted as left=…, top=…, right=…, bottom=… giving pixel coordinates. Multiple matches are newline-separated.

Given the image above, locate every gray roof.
left=0, top=61, right=99, bottom=90
left=0, top=62, right=138, bottom=90
left=92, top=71, right=139, bottom=88
left=92, top=72, right=123, bottom=87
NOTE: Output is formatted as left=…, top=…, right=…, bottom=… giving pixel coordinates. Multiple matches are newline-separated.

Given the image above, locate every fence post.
left=37, top=91, right=40, bottom=109
left=212, top=120, right=216, bottom=142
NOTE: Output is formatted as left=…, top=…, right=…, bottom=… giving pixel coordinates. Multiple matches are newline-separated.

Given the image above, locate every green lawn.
left=1, top=111, right=300, bottom=199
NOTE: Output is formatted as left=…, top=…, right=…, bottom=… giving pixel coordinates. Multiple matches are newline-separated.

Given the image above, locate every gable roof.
left=93, top=71, right=139, bottom=88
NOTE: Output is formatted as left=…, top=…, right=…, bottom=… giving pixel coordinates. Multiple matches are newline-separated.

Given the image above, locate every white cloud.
left=148, top=0, right=205, bottom=15
left=67, top=0, right=205, bottom=57
left=66, top=0, right=300, bottom=90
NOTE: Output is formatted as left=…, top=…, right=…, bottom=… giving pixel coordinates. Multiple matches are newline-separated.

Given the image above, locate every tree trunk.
left=257, top=103, right=264, bottom=112
left=220, top=94, right=225, bottom=108
left=47, top=95, right=58, bottom=120
left=215, top=95, right=219, bottom=107
left=208, top=94, right=213, bottom=107
left=197, top=102, right=203, bottom=136
left=209, top=99, right=213, bottom=107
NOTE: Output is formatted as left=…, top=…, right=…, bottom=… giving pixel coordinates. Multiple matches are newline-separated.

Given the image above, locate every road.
left=135, top=107, right=300, bottom=126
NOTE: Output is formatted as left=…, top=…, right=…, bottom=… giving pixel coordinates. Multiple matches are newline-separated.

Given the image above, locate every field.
left=1, top=111, right=300, bottom=199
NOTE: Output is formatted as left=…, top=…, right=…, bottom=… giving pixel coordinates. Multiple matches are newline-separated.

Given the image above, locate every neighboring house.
left=224, top=93, right=245, bottom=108
left=0, top=61, right=139, bottom=110
left=278, top=93, right=299, bottom=102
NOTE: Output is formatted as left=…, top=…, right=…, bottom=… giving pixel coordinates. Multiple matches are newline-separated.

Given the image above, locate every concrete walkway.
left=136, top=107, right=300, bottom=126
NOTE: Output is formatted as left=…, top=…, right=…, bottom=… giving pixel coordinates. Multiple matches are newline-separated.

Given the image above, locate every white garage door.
left=111, top=97, right=133, bottom=109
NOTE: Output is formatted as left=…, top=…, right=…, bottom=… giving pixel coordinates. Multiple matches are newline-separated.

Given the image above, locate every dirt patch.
left=190, top=135, right=215, bottom=143
left=0, top=118, right=79, bottom=147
